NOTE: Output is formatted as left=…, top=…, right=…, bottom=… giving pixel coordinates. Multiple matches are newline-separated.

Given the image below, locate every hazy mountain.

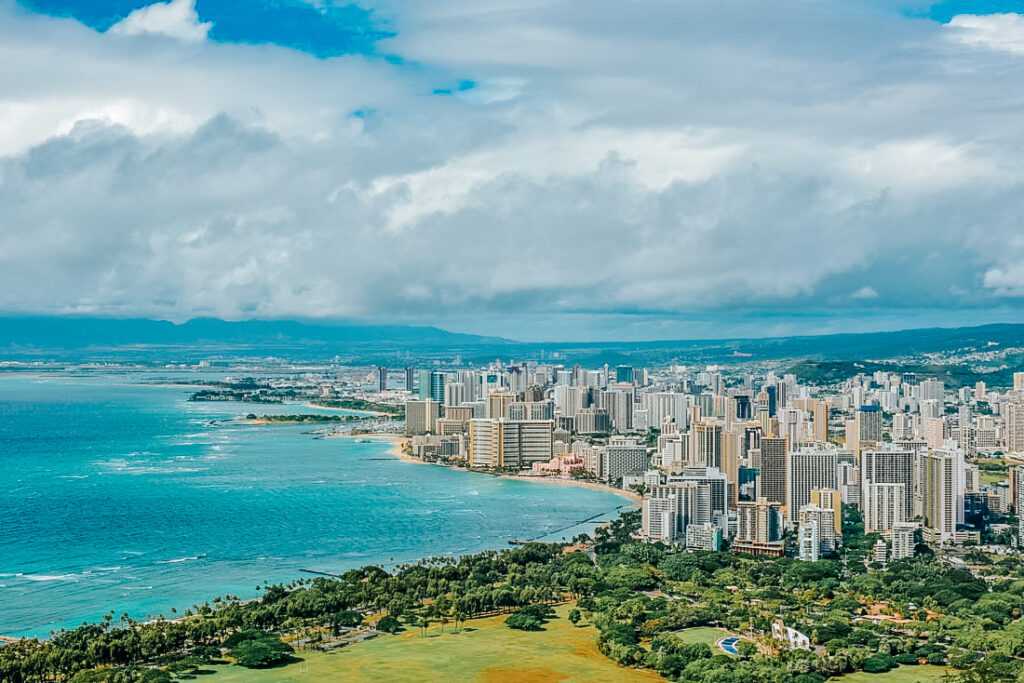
left=0, top=316, right=504, bottom=350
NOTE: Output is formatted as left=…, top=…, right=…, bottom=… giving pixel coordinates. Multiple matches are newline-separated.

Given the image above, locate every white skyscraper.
left=798, top=504, right=838, bottom=554
left=863, top=483, right=906, bottom=534
left=922, top=446, right=964, bottom=545
left=891, top=522, right=918, bottom=560
left=862, top=448, right=915, bottom=521
left=786, top=446, right=838, bottom=525
left=798, top=520, right=820, bottom=562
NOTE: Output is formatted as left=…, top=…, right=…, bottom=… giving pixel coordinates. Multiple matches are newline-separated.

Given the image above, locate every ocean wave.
left=17, top=573, right=80, bottom=582
left=155, top=555, right=205, bottom=565
left=94, top=459, right=209, bottom=475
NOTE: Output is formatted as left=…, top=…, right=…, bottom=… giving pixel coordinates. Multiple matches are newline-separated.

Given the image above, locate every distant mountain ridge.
left=0, top=316, right=505, bottom=349
left=0, top=317, right=1022, bottom=368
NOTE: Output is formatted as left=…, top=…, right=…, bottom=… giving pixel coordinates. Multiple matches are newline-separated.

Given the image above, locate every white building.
left=786, top=446, right=839, bottom=525
left=863, top=483, right=906, bottom=534
left=891, top=522, right=917, bottom=560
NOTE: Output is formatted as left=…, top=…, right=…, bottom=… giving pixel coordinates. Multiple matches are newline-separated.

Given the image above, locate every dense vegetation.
left=784, top=359, right=1020, bottom=389
left=242, top=413, right=365, bottom=424
left=310, top=399, right=404, bottom=416
left=4, top=510, right=1024, bottom=682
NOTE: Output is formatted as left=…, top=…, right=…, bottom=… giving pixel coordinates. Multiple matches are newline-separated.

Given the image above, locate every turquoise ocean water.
left=0, top=374, right=627, bottom=638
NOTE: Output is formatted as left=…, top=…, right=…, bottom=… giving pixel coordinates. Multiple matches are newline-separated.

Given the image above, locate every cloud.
left=108, top=0, right=212, bottom=43
left=946, top=13, right=1024, bottom=55
left=984, top=264, right=1024, bottom=297
left=850, top=287, right=879, bottom=301
left=1, top=2, right=1024, bottom=339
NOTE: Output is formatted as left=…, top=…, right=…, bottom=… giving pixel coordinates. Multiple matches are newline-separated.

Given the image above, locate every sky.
left=1, top=0, right=1024, bottom=341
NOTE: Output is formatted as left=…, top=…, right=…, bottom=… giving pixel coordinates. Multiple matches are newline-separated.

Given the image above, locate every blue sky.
left=2, top=0, right=1024, bottom=341
left=20, top=1, right=1022, bottom=58
left=20, top=0, right=391, bottom=56
left=915, top=0, right=1024, bottom=21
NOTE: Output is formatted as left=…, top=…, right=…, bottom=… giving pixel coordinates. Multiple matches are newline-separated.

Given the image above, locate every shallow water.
left=0, top=373, right=626, bottom=637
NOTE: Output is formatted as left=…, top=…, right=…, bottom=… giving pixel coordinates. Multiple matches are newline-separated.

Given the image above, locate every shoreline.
left=335, top=433, right=641, bottom=504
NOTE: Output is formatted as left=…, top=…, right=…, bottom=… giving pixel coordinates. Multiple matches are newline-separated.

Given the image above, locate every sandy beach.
left=337, top=433, right=640, bottom=504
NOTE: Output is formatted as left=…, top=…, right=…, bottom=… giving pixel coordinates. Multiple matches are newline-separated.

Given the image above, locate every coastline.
left=336, top=433, right=641, bottom=504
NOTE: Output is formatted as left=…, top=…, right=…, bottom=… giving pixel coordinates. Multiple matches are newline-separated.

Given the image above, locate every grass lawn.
left=204, top=603, right=661, bottom=683
left=980, top=469, right=1007, bottom=485
left=837, top=664, right=950, bottom=682
left=671, top=626, right=733, bottom=646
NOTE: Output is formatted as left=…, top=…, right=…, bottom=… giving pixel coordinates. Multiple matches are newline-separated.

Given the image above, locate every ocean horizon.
left=0, top=373, right=628, bottom=638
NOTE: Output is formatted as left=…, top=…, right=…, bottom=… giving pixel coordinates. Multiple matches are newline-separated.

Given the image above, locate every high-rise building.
left=856, top=405, right=882, bottom=444
left=615, top=365, right=635, bottom=384
left=1006, top=401, right=1024, bottom=453
left=576, top=408, right=612, bottom=434
left=693, top=421, right=723, bottom=468
left=602, top=388, right=634, bottom=432
left=405, top=367, right=416, bottom=392
left=759, top=437, right=788, bottom=506
left=863, top=483, right=906, bottom=533
left=443, top=382, right=466, bottom=407
left=642, top=482, right=713, bottom=542
left=812, top=399, right=828, bottom=442
left=872, top=538, right=888, bottom=566
left=1011, top=466, right=1023, bottom=515
left=922, top=417, right=946, bottom=449
left=685, top=523, right=722, bottom=551
left=923, top=447, right=963, bottom=544
left=798, top=504, right=838, bottom=555
left=554, top=385, right=588, bottom=419
left=837, top=462, right=861, bottom=506
left=892, top=412, right=915, bottom=441
left=797, top=519, right=820, bottom=561
left=786, top=446, right=838, bottom=525
left=1014, top=372, right=1024, bottom=393
left=668, top=466, right=729, bottom=518
left=405, top=399, right=440, bottom=435
left=468, top=418, right=554, bottom=470
left=642, top=495, right=679, bottom=543
left=734, top=498, right=784, bottom=556
left=376, top=366, right=388, bottom=393
left=507, top=401, right=554, bottom=421
left=468, top=419, right=501, bottom=467
left=891, top=522, right=917, bottom=560
left=1017, top=466, right=1024, bottom=546
left=501, top=420, right=554, bottom=470
left=862, top=448, right=915, bottom=520
left=918, top=379, right=945, bottom=402
left=419, top=370, right=446, bottom=402
left=810, top=488, right=842, bottom=536
left=602, top=441, right=649, bottom=483
left=642, top=392, right=689, bottom=431
left=487, top=391, right=515, bottom=419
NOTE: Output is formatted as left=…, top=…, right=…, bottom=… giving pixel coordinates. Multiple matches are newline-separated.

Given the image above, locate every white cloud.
left=946, top=13, right=1024, bottom=55
left=108, top=0, right=212, bottom=43
left=850, top=287, right=879, bottom=300
left=1, top=1, right=1024, bottom=337
left=984, top=264, right=1024, bottom=297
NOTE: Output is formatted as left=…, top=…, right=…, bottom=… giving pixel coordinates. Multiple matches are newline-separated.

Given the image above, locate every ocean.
left=0, top=373, right=627, bottom=638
